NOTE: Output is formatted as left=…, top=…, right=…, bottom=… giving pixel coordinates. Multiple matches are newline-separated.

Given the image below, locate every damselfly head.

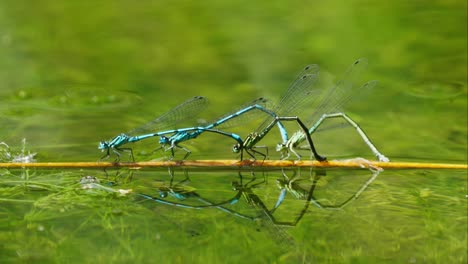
left=159, top=136, right=169, bottom=145
left=275, top=178, right=287, bottom=188
left=98, top=141, right=109, bottom=150
left=232, top=143, right=241, bottom=153
left=276, top=143, right=286, bottom=152
left=231, top=181, right=240, bottom=190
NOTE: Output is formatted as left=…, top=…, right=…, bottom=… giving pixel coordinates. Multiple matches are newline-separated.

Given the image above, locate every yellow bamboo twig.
left=0, top=160, right=466, bottom=169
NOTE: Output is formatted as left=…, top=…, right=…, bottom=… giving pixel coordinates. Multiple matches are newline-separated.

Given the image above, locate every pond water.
left=0, top=1, right=466, bottom=263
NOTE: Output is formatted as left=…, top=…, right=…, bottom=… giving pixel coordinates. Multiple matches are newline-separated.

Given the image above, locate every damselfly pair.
left=99, top=58, right=389, bottom=162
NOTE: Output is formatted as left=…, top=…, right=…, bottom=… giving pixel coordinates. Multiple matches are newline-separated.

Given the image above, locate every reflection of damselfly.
left=231, top=172, right=314, bottom=227
left=137, top=171, right=314, bottom=227
left=275, top=166, right=382, bottom=210
left=137, top=171, right=308, bottom=251
left=137, top=174, right=255, bottom=220
left=276, top=59, right=389, bottom=162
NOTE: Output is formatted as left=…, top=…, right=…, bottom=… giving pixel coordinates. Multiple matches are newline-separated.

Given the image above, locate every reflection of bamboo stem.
left=0, top=160, right=466, bottom=169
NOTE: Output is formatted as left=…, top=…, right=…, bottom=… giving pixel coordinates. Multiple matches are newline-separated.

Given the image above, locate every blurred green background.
left=0, top=0, right=465, bottom=162
left=0, top=0, right=466, bottom=263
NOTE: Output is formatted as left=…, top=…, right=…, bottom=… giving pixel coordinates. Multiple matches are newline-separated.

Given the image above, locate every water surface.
left=0, top=1, right=466, bottom=263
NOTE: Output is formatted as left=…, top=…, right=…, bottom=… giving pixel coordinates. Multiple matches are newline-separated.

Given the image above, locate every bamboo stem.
left=0, top=160, right=466, bottom=169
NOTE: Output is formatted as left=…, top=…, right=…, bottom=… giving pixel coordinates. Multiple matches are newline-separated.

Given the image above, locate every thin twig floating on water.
left=0, top=160, right=466, bottom=170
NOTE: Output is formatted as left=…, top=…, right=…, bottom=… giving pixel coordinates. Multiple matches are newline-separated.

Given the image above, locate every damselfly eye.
left=159, top=136, right=169, bottom=144
left=98, top=141, right=108, bottom=149
left=231, top=181, right=240, bottom=190
left=276, top=143, right=285, bottom=151
left=232, top=144, right=240, bottom=153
